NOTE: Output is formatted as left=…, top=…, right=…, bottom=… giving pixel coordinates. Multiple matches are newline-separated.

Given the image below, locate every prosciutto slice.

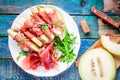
left=39, top=42, right=57, bottom=70
left=22, top=52, right=42, bottom=70
left=38, top=8, right=52, bottom=25
left=22, top=42, right=58, bottom=70
left=46, top=9, right=64, bottom=27
left=31, top=24, right=43, bottom=37
left=31, top=13, right=46, bottom=25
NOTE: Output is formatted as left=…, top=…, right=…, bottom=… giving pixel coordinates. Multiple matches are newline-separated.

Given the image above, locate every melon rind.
left=101, top=35, right=120, bottom=56
left=78, top=48, right=116, bottom=80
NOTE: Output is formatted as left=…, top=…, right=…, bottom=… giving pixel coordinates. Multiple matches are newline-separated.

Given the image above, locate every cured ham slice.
left=22, top=42, right=58, bottom=70
left=42, top=29, right=55, bottom=40
left=46, top=9, right=64, bottom=27
left=7, top=29, right=39, bottom=52
left=24, top=21, right=33, bottom=29
left=31, top=24, right=43, bottom=36
left=31, top=13, right=46, bottom=25
left=38, top=34, right=50, bottom=44
left=40, top=42, right=57, bottom=70
left=20, top=21, right=33, bottom=32
left=23, top=30, right=43, bottom=47
left=37, top=8, right=52, bottom=26
left=22, top=52, right=42, bottom=70
left=51, top=27, right=62, bottom=36
left=41, top=51, right=56, bottom=70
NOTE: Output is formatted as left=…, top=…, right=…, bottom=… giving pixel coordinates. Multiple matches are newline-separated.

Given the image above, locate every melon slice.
left=37, top=5, right=66, bottom=40
left=78, top=48, right=116, bottom=80
left=101, top=35, right=120, bottom=56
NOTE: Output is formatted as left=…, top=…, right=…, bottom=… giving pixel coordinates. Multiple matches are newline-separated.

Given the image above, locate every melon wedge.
left=101, top=35, right=120, bottom=56
left=37, top=5, right=66, bottom=40
left=78, top=48, right=116, bottom=80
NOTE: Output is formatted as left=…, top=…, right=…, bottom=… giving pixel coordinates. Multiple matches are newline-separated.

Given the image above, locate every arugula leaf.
left=18, top=36, right=25, bottom=45
left=41, top=25, right=48, bottom=30
left=16, top=51, right=29, bottom=61
left=54, top=31, right=76, bottom=63
left=54, top=21, right=61, bottom=27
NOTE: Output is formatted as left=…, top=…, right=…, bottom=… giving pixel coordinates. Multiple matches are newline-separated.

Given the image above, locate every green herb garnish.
left=54, top=21, right=61, bottom=27
left=41, top=25, right=48, bottom=30
left=18, top=36, right=25, bottom=45
left=54, top=31, right=76, bottom=63
left=16, top=51, right=29, bottom=61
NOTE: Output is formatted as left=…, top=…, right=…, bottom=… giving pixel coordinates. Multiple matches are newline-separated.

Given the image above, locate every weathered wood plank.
left=47, top=0, right=103, bottom=15
left=0, top=37, right=11, bottom=58
left=0, top=0, right=47, bottom=14
left=0, top=0, right=103, bottom=15
left=0, top=60, right=39, bottom=80
left=0, top=60, right=119, bottom=80
left=0, top=37, right=97, bottom=58
left=0, top=15, right=16, bottom=36
left=73, top=16, right=99, bottom=39
left=0, top=15, right=99, bottom=38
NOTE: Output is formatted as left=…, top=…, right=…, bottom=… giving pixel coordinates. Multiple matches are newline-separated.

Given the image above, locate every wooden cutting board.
left=76, top=39, right=120, bottom=69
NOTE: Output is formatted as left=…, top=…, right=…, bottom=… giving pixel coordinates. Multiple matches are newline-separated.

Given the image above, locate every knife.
left=91, top=6, right=120, bottom=30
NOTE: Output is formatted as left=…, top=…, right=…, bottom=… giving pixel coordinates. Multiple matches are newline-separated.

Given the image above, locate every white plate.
left=8, top=5, right=81, bottom=77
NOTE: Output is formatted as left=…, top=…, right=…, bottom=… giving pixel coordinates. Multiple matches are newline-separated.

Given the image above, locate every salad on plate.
left=8, top=5, right=80, bottom=76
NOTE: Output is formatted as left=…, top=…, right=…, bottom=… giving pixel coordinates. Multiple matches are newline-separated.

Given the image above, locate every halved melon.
left=101, top=35, right=120, bottom=56
left=78, top=48, right=116, bottom=80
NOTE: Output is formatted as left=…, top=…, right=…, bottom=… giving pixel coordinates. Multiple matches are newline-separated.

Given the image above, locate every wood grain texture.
left=73, top=16, right=99, bottom=39
left=47, top=0, right=103, bottom=15
left=0, top=15, right=16, bottom=36
left=0, top=0, right=47, bottom=14
left=0, top=37, right=11, bottom=58
left=0, top=60, right=119, bottom=80
left=0, top=0, right=120, bottom=79
left=0, top=15, right=99, bottom=38
left=0, top=60, right=39, bottom=80
left=0, top=0, right=103, bottom=15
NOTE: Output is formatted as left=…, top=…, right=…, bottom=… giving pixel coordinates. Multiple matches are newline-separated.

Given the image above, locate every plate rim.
left=8, top=4, right=81, bottom=77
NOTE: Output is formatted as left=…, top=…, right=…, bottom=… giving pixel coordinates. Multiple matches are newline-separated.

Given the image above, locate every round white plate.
left=8, top=5, right=81, bottom=77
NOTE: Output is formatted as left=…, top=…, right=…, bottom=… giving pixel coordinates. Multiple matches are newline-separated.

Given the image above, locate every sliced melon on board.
left=101, top=35, right=120, bottom=56
left=78, top=48, right=116, bottom=80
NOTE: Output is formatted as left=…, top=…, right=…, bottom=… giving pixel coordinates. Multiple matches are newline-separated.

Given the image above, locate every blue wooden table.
left=0, top=0, right=120, bottom=80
